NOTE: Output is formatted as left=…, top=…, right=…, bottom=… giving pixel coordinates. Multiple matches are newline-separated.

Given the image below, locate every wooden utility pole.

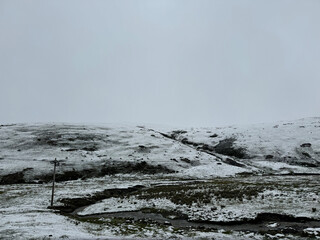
left=50, top=158, right=59, bottom=207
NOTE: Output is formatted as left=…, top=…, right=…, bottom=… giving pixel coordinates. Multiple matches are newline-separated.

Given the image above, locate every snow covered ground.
left=77, top=175, right=320, bottom=222
left=0, top=175, right=279, bottom=240
left=167, top=117, right=320, bottom=172
left=0, top=123, right=249, bottom=183
left=1, top=117, right=320, bottom=239
left=1, top=117, right=320, bottom=184
left=2, top=174, right=318, bottom=239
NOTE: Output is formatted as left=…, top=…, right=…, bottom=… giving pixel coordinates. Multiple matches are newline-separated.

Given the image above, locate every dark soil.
left=160, top=131, right=247, bottom=160
left=0, top=171, right=25, bottom=184
left=0, top=161, right=174, bottom=185
left=73, top=210, right=320, bottom=238
left=55, top=185, right=145, bottom=213
left=100, top=161, right=175, bottom=175
left=213, top=138, right=247, bottom=159
left=223, top=158, right=245, bottom=167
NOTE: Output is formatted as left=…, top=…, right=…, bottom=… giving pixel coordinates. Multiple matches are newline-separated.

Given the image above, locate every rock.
left=224, top=158, right=245, bottom=167
left=201, top=144, right=214, bottom=151
left=164, top=221, right=171, bottom=226
left=209, top=134, right=218, bottom=138
left=82, top=146, right=98, bottom=151
left=181, top=138, right=190, bottom=144
left=214, top=138, right=247, bottom=159
left=65, top=148, right=78, bottom=152
left=265, top=155, right=274, bottom=159
left=180, top=157, right=191, bottom=164
left=301, top=152, right=311, bottom=158
left=300, top=143, right=312, bottom=148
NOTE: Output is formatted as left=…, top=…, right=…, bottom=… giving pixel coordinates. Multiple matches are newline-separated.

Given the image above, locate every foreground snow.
left=77, top=175, right=320, bottom=222
left=0, top=175, right=279, bottom=240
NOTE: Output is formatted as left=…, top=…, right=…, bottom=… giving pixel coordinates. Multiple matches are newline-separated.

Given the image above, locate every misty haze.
left=0, top=0, right=319, bottom=239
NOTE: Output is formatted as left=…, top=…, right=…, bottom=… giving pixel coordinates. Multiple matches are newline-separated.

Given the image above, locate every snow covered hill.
left=1, top=118, right=320, bottom=240
left=166, top=117, right=320, bottom=174
left=0, top=117, right=319, bottom=184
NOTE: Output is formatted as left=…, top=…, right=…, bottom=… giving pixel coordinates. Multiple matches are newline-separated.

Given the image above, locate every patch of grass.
left=222, top=229, right=233, bottom=235
left=129, top=179, right=271, bottom=205
left=78, top=215, right=171, bottom=236
left=117, top=221, right=150, bottom=235
left=75, top=216, right=107, bottom=225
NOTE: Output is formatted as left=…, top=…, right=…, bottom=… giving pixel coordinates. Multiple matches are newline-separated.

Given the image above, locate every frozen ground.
left=78, top=176, right=320, bottom=221
left=1, top=117, right=320, bottom=183
left=2, top=175, right=319, bottom=239
left=0, top=123, right=249, bottom=183
left=166, top=117, right=320, bottom=173
left=1, top=118, right=320, bottom=239
left=0, top=175, right=276, bottom=239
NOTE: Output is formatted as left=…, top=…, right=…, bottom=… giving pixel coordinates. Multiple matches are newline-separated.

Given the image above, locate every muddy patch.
left=74, top=210, right=320, bottom=237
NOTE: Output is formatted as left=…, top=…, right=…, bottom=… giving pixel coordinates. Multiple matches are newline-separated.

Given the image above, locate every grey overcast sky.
left=0, top=0, right=319, bottom=127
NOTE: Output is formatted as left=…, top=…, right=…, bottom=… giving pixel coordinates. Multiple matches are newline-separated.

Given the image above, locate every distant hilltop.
left=0, top=117, right=319, bottom=184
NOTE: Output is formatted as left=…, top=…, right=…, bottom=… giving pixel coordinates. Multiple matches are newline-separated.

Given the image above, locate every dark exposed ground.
left=73, top=210, right=320, bottom=238
left=0, top=161, right=174, bottom=185
left=53, top=175, right=320, bottom=239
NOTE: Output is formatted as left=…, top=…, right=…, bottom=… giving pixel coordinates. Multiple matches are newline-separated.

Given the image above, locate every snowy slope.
left=0, top=123, right=246, bottom=183
left=162, top=117, right=320, bottom=174
left=1, top=119, right=320, bottom=239
left=0, top=117, right=319, bottom=184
